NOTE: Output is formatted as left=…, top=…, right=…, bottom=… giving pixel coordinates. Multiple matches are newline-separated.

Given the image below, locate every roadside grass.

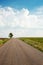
left=0, top=38, right=9, bottom=47
left=19, top=37, right=43, bottom=52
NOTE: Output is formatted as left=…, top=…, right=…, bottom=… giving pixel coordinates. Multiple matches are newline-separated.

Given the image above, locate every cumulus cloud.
left=34, top=6, right=43, bottom=15
left=0, top=6, right=43, bottom=28
left=0, top=6, right=43, bottom=37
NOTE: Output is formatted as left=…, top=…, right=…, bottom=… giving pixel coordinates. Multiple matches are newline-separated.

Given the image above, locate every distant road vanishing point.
left=0, top=38, right=43, bottom=65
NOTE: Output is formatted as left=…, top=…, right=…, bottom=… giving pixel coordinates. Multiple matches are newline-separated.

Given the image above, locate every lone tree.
left=9, top=33, right=13, bottom=38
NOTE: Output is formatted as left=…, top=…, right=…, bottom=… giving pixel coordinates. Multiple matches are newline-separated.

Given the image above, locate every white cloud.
left=0, top=6, right=43, bottom=28
left=34, top=6, right=43, bottom=15
left=0, top=6, right=43, bottom=37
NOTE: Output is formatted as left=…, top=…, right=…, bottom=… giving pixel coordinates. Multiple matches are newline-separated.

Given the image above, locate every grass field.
left=0, top=38, right=9, bottom=47
left=19, top=37, right=43, bottom=52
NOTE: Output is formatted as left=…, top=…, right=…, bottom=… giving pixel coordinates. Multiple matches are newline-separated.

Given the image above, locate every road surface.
left=0, top=38, right=43, bottom=65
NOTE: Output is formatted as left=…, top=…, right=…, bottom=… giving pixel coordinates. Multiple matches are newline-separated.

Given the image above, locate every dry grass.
left=0, top=38, right=9, bottom=47
left=19, top=37, right=43, bottom=52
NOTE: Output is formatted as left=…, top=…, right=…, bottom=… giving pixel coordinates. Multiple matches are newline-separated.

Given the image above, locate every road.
left=0, top=38, right=43, bottom=65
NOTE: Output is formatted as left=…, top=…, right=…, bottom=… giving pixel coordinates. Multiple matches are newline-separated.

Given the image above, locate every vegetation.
left=19, top=37, right=43, bottom=52
left=9, top=33, right=13, bottom=38
left=0, top=38, right=9, bottom=47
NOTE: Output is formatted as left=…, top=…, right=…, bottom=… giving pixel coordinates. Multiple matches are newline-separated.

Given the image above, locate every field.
left=0, top=38, right=9, bottom=47
left=19, top=37, right=43, bottom=52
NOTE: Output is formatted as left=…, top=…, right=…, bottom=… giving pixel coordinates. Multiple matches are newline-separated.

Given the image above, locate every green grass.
left=0, top=38, right=9, bottom=47
left=19, top=37, right=43, bottom=52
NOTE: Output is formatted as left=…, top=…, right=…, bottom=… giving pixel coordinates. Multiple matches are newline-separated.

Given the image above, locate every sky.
left=0, top=0, right=43, bottom=37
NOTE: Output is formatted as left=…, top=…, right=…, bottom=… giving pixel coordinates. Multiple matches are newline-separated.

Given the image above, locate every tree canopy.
left=9, top=33, right=13, bottom=38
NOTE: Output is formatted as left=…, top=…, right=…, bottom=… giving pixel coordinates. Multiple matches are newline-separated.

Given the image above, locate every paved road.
left=0, top=38, right=43, bottom=65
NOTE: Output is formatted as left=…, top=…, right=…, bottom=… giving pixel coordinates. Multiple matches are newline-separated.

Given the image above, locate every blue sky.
left=0, top=0, right=43, bottom=10
left=0, top=0, right=43, bottom=37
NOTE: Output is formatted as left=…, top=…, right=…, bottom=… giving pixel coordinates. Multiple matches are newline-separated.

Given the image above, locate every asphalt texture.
left=0, top=38, right=43, bottom=65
